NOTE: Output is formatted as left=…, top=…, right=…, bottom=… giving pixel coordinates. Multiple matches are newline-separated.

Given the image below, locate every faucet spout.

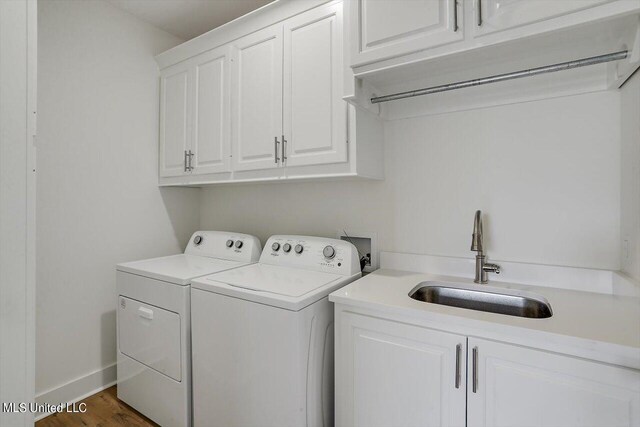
left=470, top=210, right=483, bottom=254
left=470, top=210, right=500, bottom=284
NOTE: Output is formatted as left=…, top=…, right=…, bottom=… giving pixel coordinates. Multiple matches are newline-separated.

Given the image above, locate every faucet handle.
left=483, top=263, right=500, bottom=275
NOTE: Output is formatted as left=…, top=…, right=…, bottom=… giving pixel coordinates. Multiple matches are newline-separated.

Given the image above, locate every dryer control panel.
left=261, top=235, right=360, bottom=276
left=185, top=231, right=262, bottom=263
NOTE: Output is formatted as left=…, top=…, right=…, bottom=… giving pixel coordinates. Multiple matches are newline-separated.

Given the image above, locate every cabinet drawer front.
left=159, top=64, right=190, bottom=177
left=473, top=0, right=614, bottom=37
left=467, top=337, right=640, bottom=427
left=336, top=311, right=466, bottom=427
left=118, top=296, right=182, bottom=382
left=351, top=0, right=463, bottom=67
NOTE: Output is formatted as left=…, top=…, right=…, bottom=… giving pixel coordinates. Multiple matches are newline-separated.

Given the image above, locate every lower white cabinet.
left=336, top=312, right=467, bottom=427
left=468, top=337, right=640, bottom=427
left=336, top=310, right=640, bottom=427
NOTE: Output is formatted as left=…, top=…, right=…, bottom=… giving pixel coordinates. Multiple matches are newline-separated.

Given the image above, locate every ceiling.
left=107, top=0, right=275, bottom=41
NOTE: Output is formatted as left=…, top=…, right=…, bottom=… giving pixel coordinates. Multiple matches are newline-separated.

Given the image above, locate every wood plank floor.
left=36, top=386, right=158, bottom=427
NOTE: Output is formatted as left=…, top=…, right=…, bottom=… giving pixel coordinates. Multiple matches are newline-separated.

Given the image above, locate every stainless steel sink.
left=409, top=282, right=552, bottom=319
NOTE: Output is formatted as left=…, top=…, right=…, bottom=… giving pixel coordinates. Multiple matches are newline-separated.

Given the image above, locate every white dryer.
left=116, top=231, right=261, bottom=427
left=190, top=235, right=361, bottom=427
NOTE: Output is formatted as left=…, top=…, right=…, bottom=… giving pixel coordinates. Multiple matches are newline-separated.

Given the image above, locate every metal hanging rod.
left=370, top=50, right=628, bottom=104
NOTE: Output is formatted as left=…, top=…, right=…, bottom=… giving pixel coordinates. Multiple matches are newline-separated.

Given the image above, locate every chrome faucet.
left=471, top=210, right=501, bottom=284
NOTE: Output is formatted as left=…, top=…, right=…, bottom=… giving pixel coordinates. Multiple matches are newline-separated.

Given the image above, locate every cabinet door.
left=283, top=2, right=347, bottom=168
left=231, top=24, right=283, bottom=172
left=467, top=338, right=640, bottom=427
left=473, top=0, right=613, bottom=37
left=191, top=46, right=231, bottom=175
left=336, top=311, right=467, bottom=427
left=350, top=0, right=463, bottom=67
left=159, top=63, right=191, bottom=177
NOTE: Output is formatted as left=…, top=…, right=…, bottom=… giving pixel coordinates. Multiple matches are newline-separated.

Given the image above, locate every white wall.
left=201, top=90, right=621, bottom=271
left=621, top=72, right=640, bottom=281
left=36, top=0, right=199, bottom=401
left=0, top=1, right=36, bottom=425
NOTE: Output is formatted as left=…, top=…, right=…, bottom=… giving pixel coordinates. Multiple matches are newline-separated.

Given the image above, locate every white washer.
left=116, top=231, right=261, bottom=427
left=191, top=235, right=361, bottom=427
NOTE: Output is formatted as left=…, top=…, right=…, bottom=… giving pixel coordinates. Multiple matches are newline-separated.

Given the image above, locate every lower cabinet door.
left=467, top=337, right=640, bottom=427
left=336, top=311, right=467, bottom=427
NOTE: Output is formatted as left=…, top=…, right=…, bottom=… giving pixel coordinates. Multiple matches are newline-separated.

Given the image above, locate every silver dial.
left=323, top=245, right=336, bottom=259
left=194, top=235, right=203, bottom=245
left=283, top=243, right=292, bottom=253
left=294, top=244, right=304, bottom=254
left=271, top=242, right=280, bottom=251
left=235, top=240, right=243, bottom=249
left=226, top=239, right=234, bottom=248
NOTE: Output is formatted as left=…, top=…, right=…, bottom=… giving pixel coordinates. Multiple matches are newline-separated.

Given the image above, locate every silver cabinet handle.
left=189, top=150, right=194, bottom=171
left=472, top=346, right=478, bottom=393
left=274, top=136, right=280, bottom=163
left=282, top=135, right=287, bottom=162
left=184, top=150, right=188, bottom=172
left=477, top=0, right=482, bottom=27
left=453, top=0, right=458, bottom=32
left=455, top=343, right=461, bottom=388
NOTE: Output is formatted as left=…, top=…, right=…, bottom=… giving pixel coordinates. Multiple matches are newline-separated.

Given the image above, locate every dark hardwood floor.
left=36, top=386, right=158, bottom=427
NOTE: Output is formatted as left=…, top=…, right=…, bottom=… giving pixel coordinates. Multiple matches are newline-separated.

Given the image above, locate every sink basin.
left=408, top=282, right=552, bottom=319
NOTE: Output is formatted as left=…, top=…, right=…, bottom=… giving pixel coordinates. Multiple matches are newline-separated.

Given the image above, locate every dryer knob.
left=283, top=243, right=292, bottom=253
left=294, top=244, right=304, bottom=254
left=226, top=239, right=234, bottom=248
left=194, top=235, right=203, bottom=245
left=323, top=245, right=336, bottom=259
left=235, top=240, right=243, bottom=249
left=271, top=242, right=280, bottom=251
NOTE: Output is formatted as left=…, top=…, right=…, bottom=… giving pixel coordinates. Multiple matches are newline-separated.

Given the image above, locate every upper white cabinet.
left=350, top=0, right=463, bottom=67
left=192, top=46, right=231, bottom=175
left=157, top=0, right=384, bottom=186
left=348, top=0, right=636, bottom=69
left=283, top=3, right=347, bottom=167
left=159, top=63, right=190, bottom=178
left=231, top=24, right=283, bottom=173
left=345, top=0, right=640, bottom=115
left=467, top=337, right=640, bottom=427
left=159, top=45, right=231, bottom=178
left=473, top=0, right=614, bottom=37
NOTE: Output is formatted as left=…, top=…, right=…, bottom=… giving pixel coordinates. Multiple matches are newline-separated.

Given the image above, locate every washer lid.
left=192, top=263, right=359, bottom=311
left=117, top=254, right=247, bottom=285
left=197, top=263, right=342, bottom=297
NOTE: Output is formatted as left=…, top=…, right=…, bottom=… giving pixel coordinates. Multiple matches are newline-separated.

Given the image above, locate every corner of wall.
left=620, top=71, right=640, bottom=281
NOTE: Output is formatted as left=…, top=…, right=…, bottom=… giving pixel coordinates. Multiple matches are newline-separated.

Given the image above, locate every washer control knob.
left=226, top=239, right=234, bottom=248
left=271, top=242, right=280, bottom=251
left=323, top=245, right=336, bottom=259
left=194, top=235, right=203, bottom=245
left=294, top=244, right=304, bottom=254
left=235, top=240, right=243, bottom=249
left=283, top=243, right=292, bottom=253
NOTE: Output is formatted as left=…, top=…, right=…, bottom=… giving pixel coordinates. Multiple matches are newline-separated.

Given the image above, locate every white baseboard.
left=34, top=363, right=117, bottom=421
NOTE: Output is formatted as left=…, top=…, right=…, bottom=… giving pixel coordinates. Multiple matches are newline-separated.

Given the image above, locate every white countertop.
left=329, top=269, right=640, bottom=370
